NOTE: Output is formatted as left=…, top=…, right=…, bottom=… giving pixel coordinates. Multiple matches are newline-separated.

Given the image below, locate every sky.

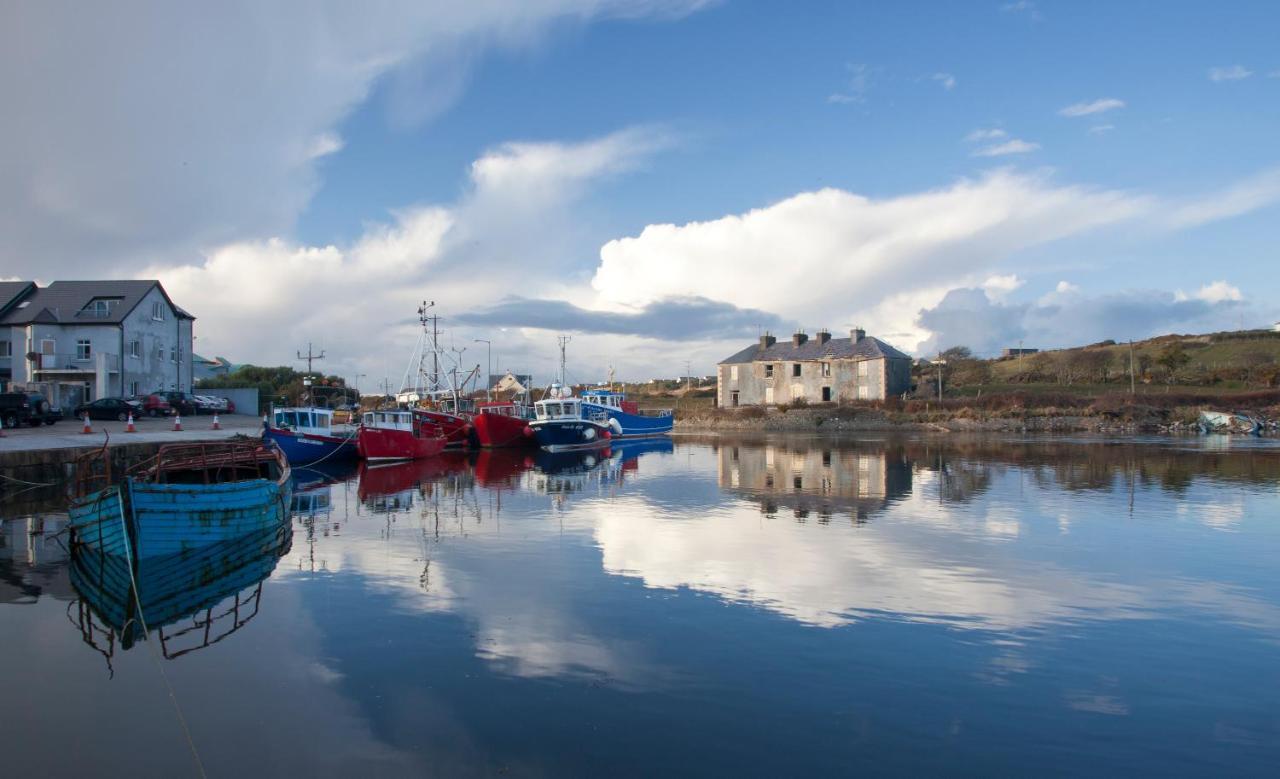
left=2, top=0, right=1278, bottom=387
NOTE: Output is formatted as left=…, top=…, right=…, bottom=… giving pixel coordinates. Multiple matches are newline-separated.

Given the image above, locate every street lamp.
left=474, top=339, right=491, bottom=400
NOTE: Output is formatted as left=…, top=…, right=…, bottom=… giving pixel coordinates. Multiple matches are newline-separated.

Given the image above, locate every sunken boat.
left=68, top=441, right=291, bottom=560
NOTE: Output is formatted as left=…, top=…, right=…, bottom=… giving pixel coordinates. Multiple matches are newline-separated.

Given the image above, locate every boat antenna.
left=418, top=300, right=440, bottom=393
left=297, top=342, right=325, bottom=376
left=557, top=335, right=571, bottom=388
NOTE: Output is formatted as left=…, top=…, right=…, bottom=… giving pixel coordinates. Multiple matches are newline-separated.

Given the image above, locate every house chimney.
left=852, top=328, right=866, bottom=343
left=816, top=329, right=831, bottom=345
left=759, top=333, right=776, bottom=349
left=792, top=331, right=808, bottom=347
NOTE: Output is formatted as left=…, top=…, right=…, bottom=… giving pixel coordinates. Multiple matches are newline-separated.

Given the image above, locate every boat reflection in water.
left=356, top=454, right=470, bottom=513
left=290, top=461, right=359, bottom=520
left=718, top=442, right=912, bottom=522
left=68, top=522, right=292, bottom=674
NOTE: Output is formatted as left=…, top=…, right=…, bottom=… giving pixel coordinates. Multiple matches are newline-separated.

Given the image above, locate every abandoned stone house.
left=716, top=329, right=912, bottom=407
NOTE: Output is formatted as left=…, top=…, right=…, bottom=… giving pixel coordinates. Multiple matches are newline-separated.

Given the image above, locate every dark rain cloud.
left=457, top=295, right=789, bottom=341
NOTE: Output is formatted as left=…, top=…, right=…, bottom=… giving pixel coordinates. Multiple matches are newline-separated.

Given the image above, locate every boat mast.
left=557, top=335, right=571, bottom=393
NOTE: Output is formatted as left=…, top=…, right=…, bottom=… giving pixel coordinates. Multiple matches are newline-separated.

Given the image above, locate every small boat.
left=262, top=406, right=359, bottom=464
left=579, top=389, right=674, bottom=438
left=414, top=395, right=475, bottom=449
left=471, top=400, right=536, bottom=448
left=69, top=522, right=291, bottom=664
left=528, top=387, right=618, bottom=451
left=1199, top=409, right=1263, bottom=436
left=68, top=442, right=290, bottom=560
left=356, top=409, right=447, bottom=461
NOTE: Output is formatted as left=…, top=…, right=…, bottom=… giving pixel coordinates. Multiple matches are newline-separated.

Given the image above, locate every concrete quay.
left=0, top=413, right=264, bottom=456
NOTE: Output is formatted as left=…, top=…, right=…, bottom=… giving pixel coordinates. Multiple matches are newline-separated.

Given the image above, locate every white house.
left=0, top=280, right=194, bottom=407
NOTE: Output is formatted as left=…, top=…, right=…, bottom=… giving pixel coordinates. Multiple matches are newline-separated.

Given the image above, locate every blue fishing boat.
left=579, top=389, right=674, bottom=437
left=69, top=522, right=292, bottom=662
left=262, top=406, right=359, bottom=464
left=528, top=388, right=617, bottom=452
left=68, top=442, right=291, bottom=560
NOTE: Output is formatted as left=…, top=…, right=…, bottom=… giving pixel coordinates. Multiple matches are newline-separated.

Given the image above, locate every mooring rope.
left=115, top=483, right=208, bottom=779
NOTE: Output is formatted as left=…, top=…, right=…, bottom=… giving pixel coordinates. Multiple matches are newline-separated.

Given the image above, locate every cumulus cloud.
left=971, top=139, right=1041, bottom=157
left=915, top=282, right=1249, bottom=355
left=1058, top=98, right=1125, bottom=117
left=0, top=0, right=709, bottom=278
left=1209, top=65, right=1253, bottom=82
left=932, top=72, right=957, bottom=90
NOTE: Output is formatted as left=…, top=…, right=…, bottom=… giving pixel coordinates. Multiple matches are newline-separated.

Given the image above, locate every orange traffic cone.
left=173, top=413, right=183, bottom=432
left=211, top=412, right=221, bottom=430
left=125, top=413, right=137, bottom=433
left=81, top=413, right=93, bottom=434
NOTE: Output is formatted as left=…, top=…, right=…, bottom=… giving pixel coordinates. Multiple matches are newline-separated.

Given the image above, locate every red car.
left=130, top=393, right=173, bottom=417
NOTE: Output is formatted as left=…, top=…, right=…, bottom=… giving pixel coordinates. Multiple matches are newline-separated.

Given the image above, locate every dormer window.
left=78, top=297, right=121, bottom=318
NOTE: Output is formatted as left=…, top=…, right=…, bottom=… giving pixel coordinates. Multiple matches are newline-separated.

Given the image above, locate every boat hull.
left=356, top=426, right=447, bottom=461
left=581, top=403, right=673, bottom=437
left=68, top=477, right=290, bottom=559
left=263, top=426, right=358, bottom=464
left=529, top=418, right=612, bottom=451
left=472, top=411, right=535, bottom=448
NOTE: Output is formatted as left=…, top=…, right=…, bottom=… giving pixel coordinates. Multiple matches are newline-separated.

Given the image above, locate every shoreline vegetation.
left=671, top=390, right=1280, bottom=434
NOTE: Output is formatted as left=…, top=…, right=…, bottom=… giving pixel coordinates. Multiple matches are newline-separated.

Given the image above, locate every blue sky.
left=3, top=1, right=1278, bottom=381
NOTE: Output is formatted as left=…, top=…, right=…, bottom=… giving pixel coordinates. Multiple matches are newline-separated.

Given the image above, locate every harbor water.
left=2, top=434, right=1279, bottom=776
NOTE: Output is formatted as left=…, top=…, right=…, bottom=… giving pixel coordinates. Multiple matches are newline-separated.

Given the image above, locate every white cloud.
left=1209, top=65, right=1253, bottom=82
left=983, top=274, right=1024, bottom=299
left=965, top=128, right=1007, bottom=142
left=1174, top=280, right=1243, bottom=304
left=1055, top=280, right=1080, bottom=294
left=1162, top=167, right=1280, bottom=229
left=932, top=72, right=957, bottom=90
left=971, top=139, right=1041, bottom=157
left=1058, top=98, right=1125, bottom=117
left=828, top=63, right=875, bottom=104
left=1088, top=124, right=1115, bottom=135
left=0, top=1, right=709, bottom=278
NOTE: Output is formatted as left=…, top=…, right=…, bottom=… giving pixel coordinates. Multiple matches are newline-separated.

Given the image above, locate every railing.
left=29, top=352, right=120, bottom=372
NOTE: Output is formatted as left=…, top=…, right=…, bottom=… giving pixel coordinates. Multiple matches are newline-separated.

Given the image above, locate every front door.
left=764, top=387, right=774, bottom=404
left=730, top=391, right=739, bottom=407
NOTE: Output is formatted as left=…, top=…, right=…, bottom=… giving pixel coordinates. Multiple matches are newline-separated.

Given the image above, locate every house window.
left=0, top=340, right=10, bottom=358
left=81, top=297, right=121, bottom=317
left=128, top=340, right=141, bottom=358
left=156, top=344, right=165, bottom=361
left=821, top=362, right=831, bottom=377
left=76, top=339, right=92, bottom=360
left=858, top=360, right=869, bottom=377
left=730, top=365, right=738, bottom=381
left=151, top=301, right=165, bottom=321
left=129, top=381, right=139, bottom=396
left=792, top=363, right=802, bottom=377
left=764, top=364, right=774, bottom=378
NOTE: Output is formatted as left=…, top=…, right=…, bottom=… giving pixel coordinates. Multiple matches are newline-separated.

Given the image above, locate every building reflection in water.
left=718, top=443, right=912, bottom=523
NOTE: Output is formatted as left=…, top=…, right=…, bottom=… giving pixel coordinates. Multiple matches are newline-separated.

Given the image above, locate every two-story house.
left=716, top=329, right=913, bottom=408
left=0, top=280, right=194, bottom=408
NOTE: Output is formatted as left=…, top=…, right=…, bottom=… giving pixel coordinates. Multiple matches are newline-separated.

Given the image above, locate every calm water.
left=3, top=434, right=1279, bottom=776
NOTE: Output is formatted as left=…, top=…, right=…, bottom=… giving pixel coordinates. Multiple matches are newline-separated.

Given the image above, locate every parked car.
left=129, top=393, right=173, bottom=417
left=74, top=397, right=142, bottom=422
left=0, top=392, right=63, bottom=428
left=154, top=391, right=199, bottom=416
left=193, top=394, right=229, bottom=414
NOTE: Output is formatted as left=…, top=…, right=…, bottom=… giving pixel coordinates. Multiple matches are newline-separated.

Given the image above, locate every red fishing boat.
left=471, top=400, right=536, bottom=448
left=356, top=410, right=448, bottom=462
left=413, top=404, right=473, bottom=448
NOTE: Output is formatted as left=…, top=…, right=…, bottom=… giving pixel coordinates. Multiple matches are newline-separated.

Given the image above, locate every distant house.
left=193, top=354, right=237, bottom=382
left=490, top=371, right=533, bottom=395
left=0, top=280, right=194, bottom=408
left=1001, top=347, right=1039, bottom=358
left=716, top=329, right=912, bottom=407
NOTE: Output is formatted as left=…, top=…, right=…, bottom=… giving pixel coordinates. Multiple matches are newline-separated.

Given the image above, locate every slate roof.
left=0, top=280, right=191, bottom=326
left=0, top=281, right=36, bottom=318
left=719, top=335, right=911, bottom=364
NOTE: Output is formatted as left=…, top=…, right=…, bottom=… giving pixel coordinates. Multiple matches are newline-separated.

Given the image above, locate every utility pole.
left=297, top=342, right=325, bottom=376
left=474, top=339, right=491, bottom=401
left=685, top=359, right=692, bottom=392
left=557, top=335, right=571, bottom=386
left=1129, top=339, right=1136, bottom=395
left=936, top=351, right=943, bottom=401
left=354, top=373, right=366, bottom=398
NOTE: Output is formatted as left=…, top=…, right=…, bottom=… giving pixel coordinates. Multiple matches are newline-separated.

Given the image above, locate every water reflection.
left=2, top=434, right=1279, bottom=774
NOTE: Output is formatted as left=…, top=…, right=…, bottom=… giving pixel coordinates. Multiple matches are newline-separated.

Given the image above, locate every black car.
left=73, top=397, right=142, bottom=422
left=0, top=392, right=62, bottom=428
left=155, top=390, right=200, bottom=416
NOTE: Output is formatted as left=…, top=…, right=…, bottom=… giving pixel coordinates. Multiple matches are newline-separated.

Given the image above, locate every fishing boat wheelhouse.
left=263, top=406, right=358, bottom=465
left=357, top=409, right=447, bottom=461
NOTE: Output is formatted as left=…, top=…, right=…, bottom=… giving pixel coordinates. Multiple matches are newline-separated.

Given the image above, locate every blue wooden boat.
left=68, top=442, right=291, bottom=560
left=579, top=389, right=673, bottom=437
left=262, top=406, right=359, bottom=464
left=69, top=522, right=292, bottom=662
left=528, top=390, right=616, bottom=452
